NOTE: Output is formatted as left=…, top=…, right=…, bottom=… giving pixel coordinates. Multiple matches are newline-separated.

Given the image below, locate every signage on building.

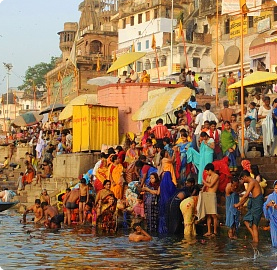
left=257, top=17, right=271, bottom=33
left=253, top=11, right=272, bottom=28
left=230, top=17, right=248, bottom=39
left=222, top=0, right=262, bottom=15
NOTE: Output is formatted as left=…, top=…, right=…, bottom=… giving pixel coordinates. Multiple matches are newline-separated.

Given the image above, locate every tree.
left=18, top=56, right=58, bottom=93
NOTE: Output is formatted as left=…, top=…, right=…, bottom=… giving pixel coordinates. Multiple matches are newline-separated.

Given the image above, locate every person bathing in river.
left=63, top=188, right=80, bottom=226
left=79, top=178, right=89, bottom=224
left=22, top=199, right=43, bottom=224
left=234, top=170, right=263, bottom=243
left=129, top=223, right=152, bottom=242
left=41, top=201, right=60, bottom=227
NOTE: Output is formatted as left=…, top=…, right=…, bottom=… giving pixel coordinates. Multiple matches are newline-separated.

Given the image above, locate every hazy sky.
left=0, top=0, right=80, bottom=93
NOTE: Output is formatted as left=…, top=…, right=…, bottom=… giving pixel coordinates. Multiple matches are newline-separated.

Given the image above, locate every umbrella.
left=59, top=94, right=97, bottom=120
left=228, top=71, right=277, bottom=89
left=13, top=111, right=43, bottom=127
left=87, top=76, right=118, bottom=86
left=39, top=103, right=66, bottom=115
left=132, top=87, right=192, bottom=121
left=107, top=52, right=147, bottom=73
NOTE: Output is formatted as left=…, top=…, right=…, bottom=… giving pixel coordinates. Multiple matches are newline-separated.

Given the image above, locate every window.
left=203, top=24, right=208, bottom=34
left=154, top=9, right=158, bottom=19
left=274, top=6, right=277, bottom=21
left=145, top=40, right=149, bottom=49
left=225, top=19, right=230, bottom=34
left=130, top=16, right=134, bottom=26
left=123, top=19, right=126, bottom=29
left=137, top=42, right=141, bottom=51
left=248, top=16, right=254, bottom=28
left=26, top=105, right=29, bottom=110
left=138, top=14, right=142, bottom=24
left=193, top=57, right=200, bottom=68
left=166, top=8, right=170, bottom=19
left=137, top=61, right=143, bottom=72
left=160, top=55, right=167, bottom=67
left=146, top=11, right=150, bottom=22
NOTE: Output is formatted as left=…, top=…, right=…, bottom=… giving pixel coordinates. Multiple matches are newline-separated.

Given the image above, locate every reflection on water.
left=0, top=211, right=277, bottom=270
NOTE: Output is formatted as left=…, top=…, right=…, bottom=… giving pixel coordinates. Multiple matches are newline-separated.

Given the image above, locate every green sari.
left=220, top=130, right=236, bottom=153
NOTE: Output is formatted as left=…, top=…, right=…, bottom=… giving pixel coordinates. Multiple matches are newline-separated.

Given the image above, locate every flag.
left=240, top=0, right=249, bottom=14
left=178, top=20, right=183, bottom=38
left=57, top=71, right=62, bottom=82
left=96, top=55, right=101, bottom=71
left=132, top=41, right=135, bottom=52
left=151, top=33, right=156, bottom=50
left=113, top=50, right=117, bottom=62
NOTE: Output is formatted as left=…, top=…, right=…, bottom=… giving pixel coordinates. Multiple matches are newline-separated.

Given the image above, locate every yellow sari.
left=161, top=158, right=177, bottom=185
left=108, top=163, right=124, bottom=199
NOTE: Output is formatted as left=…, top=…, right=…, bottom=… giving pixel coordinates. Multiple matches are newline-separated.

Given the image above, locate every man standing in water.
left=234, top=170, right=263, bottom=243
left=197, top=163, right=219, bottom=237
left=63, top=188, right=79, bottom=226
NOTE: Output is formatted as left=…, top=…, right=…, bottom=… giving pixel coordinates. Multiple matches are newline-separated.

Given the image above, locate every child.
left=62, top=188, right=71, bottom=224
left=230, top=114, right=239, bottom=133
left=225, top=177, right=240, bottom=239
left=17, top=172, right=24, bottom=191
left=201, top=120, right=210, bottom=133
left=163, top=137, right=174, bottom=157
left=245, top=102, right=257, bottom=131
left=79, top=178, right=89, bottom=224
left=185, top=177, right=200, bottom=196
left=83, top=202, right=97, bottom=226
left=133, top=194, right=145, bottom=218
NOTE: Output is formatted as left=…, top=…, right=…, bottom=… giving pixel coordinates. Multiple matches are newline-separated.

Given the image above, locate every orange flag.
left=151, top=33, right=156, bottom=50
left=132, top=41, right=135, bottom=52
left=240, top=0, right=249, bottom=14
left=178, top=20, right=183, bottom=38
left=96, top=55, right=101, bottom=71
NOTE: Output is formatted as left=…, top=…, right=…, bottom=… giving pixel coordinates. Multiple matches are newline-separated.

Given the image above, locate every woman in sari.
left=220, top=121, right=237, bottom=171
left=160, top=149, right=177, bottom=186
left=219, top=74, right=227, bottom=97
left=94, top=159, right=109, bottom=193
left=108, top=154, right=124, bottom=200
left=227, top=71, right=236, bottom=106
left=97, top=194, right=117, bottom=233
left=125, top=141, right=139, bottom=165
left=142, top=172, right=160, bottom=232
left=95, top=180, right=114, bottom=205
left=186, top=132, right=215, bottom=184
left=158, top=171, right=177, bottom=234
left=263, top=180, right=277, bottom=247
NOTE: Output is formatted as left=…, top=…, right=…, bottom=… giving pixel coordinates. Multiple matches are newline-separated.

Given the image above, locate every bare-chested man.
left=198, top=163, right=219, bottom=237
left=36, top=161, right=52, bottom=186
left=234, top=170, right=263, bottom=243
left=129, top=224, right=152, bottom=242
left=63, top=188, right=80, bottom=226
left=41, top=201, right=63, bottom=228
left=22, top=199, right=43, bottom=224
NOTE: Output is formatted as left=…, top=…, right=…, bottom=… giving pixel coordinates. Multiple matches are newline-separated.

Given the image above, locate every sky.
left=0, top=0, right=81, bottom=93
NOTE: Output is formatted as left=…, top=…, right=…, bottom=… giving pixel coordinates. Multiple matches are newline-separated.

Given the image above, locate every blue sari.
left=176, top=142, right=191, bottom=183
left=263, top=191, right=277, bottom=247
left=225, top=192, right=240, bottom=230
left=158, top=172, right=177, bottom=234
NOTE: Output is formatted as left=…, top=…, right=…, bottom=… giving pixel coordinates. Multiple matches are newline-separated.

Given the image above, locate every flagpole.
left=215, top=0, right=219, bottom=106
left=181, top=34, right=189, bottom=70
left=170, top=0, right=173, bottom=75
left=240, top=11, right=245, bottom=156
left=154, top=48, right=160, bottom=83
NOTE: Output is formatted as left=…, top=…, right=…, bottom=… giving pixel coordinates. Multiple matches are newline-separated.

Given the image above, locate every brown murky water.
left=0, top=211, right=277, bottom=270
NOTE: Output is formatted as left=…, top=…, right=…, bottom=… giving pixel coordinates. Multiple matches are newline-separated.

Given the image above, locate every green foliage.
left=18, top=56, right=58, bottom=93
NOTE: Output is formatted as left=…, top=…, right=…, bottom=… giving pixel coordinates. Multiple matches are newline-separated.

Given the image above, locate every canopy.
left=132, top=87, right=192, bottom=121
left=107, top=52, right=146, bottom=73
left=58, top=94, right=97, bottom=120
left=228, top=71, right=277, bottom=89
left=13, top=111, right=43, bottom=127
left=87, top=76, right=118, bottom=86
left=39, top=103, right=65, bottom=115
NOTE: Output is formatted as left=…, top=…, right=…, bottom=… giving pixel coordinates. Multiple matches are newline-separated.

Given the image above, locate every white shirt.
left=194, top=113, right=203, bottom=135
left=258, top=105, right=272, bottom=125
left=202, top=110, right=219, bottom=125
left=198, top=80, right=206, bottom=92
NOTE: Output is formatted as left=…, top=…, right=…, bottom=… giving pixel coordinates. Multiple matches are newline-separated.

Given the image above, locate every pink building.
left=97, top=83, right=181, bottom=137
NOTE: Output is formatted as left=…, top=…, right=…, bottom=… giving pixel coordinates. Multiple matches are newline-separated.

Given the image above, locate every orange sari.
left=161, top=158, right=177, bottom=185
left=108, top=163, right=124, bottom=199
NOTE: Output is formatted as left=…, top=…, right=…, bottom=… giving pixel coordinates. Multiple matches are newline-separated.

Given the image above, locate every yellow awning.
left=132, top=87, right=192, bottom=121
left=107, top=52, right=146, bottom=73
left=59, top=94, right=97, bottom=120
left=228, top=71, right=277, bottom=89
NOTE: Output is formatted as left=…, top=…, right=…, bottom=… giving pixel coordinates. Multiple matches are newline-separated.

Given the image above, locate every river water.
left=0, top=210, right=277, bottom=270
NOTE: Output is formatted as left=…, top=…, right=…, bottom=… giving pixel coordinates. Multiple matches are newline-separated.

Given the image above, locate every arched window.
left=160, top=55, right=167, bottom=67
left=90, top=40, right=102, bottom=54
left=144, top=59, right=151, bottom=70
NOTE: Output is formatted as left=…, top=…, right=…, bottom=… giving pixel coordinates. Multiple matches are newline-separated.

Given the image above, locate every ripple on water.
left=0, top=212, right=277, bottom=270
